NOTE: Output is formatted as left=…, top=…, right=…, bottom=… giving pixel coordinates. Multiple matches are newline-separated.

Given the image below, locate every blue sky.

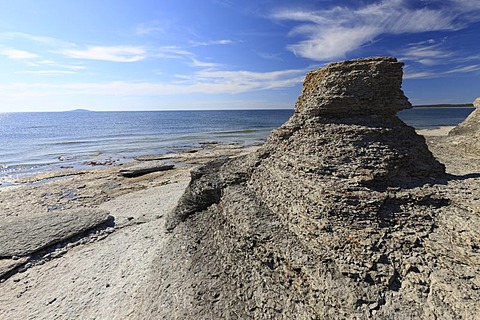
left=0, top=0, right=479, bottom=112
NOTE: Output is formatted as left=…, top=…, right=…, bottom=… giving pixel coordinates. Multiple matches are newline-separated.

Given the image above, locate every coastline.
left=413, top=104, right=473, bottom=108
left=0, top=142, right=258, bottom=319
left=416, top=125, right=455, bottom=136
left=1, top=125, right=479, bottom=318
left=0, top=107, right=471, bottom=187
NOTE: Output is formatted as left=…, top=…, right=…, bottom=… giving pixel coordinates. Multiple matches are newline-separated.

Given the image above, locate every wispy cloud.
left=403, top=61, right=480, bottom=79
left=60, top=46, right=146, bottom=62
left=189, top=39, right=233, bottom=47
left=444, top=64, right=480, bottom=74
left=136, top=21, right=167, bottom=35
left=188, top=69, right=306, bottom=93
left=403, top=70, right=436, bottom=79
left=0, top=68, right=305, bottom=99
left=0, top=48, right=39, bottom=60
left=153, top=46, right=194, bottom=60
left=16, top=70, right=76, bottom=75
left=398, top=40, right=452, bottom=65
left=152, top=47, right=225, bottom=69
left=0, top=32, right=74, bottom=48
left=0, top=30, right=229, bottom=70
left=190, top=58, right=222, bottom=68
left=255, top=51, right=284, bottom=61
left=398, top=36, right=480, bottom=79
left=271, top=0, right=480, bottom=61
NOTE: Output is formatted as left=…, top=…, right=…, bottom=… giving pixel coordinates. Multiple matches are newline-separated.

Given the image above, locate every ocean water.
left=0, top=110, right=293, bottom=184
left=0, top=107, right=474, bottom=184
left=397, top=107, right=474, bottom=129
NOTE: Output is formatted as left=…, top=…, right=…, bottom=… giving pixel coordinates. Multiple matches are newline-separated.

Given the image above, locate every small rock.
left=119, top=161, right=174, bottom=178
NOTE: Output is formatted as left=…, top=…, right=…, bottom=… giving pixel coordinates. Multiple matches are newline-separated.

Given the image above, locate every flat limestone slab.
left=119, top=161, right=174, bottom=178
left=0, top=208, right=110, bottom=257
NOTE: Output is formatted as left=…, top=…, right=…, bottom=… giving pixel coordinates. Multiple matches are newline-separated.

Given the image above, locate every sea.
left=0, top=107, right=474, bottom=185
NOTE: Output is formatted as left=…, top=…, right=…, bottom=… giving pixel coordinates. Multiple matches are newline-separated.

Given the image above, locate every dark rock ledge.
left=0, top=208, right=111, bottom=278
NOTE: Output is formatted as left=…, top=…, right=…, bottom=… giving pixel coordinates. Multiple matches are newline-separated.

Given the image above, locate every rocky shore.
left=0, top=143, right=257, bottom=319
left=1, top=57, right=479, bottom=319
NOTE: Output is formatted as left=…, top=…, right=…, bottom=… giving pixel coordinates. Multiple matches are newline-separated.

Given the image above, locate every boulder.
left=0, top=208, right=110, bottom=257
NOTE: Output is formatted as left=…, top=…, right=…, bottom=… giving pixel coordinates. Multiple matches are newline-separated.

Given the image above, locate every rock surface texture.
left=139, top=57, right=480, bottom=319
left=448, top=97, right=480, bottom=153
left=0, top=208, right=110, bottom=258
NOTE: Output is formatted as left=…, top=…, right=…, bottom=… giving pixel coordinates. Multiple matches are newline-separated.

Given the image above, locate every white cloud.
left=59, top=64, right=87, bottom=70
left=136, top=21, right=167, bottom=35
left=189, top=69, right=306, bottom=92
left=447, top=0, right=480, bottom=11
left=287, top=26, right=379, bottom=60
left=398, top=42, right=452, bottom=65
left=60, top=46, right=146, bottom=62
left=444, top=65, right=480, bottom=74
left=190, top=58, right=222, bottom=68
left=189, top=39, right=233, bottom=46
left=397, top=37, right=480, bottom=78
left=0, top=32, right=74, bottom=48
left=271, top=0, right=480, bottom=61
left=0, top=68, right=305, bottom=100
left=452, top=54, right=480, bottom=64
left=255, top=51, right=284, bottom=61
left=403, top=71, right=436, bottom=79
left=403, top=62, right=480, bottom=79
left=16, top=70, right=76, bottom=75
left=153, top=46, right=194, bottom=60
left=0, top=48, right=39, bottom=60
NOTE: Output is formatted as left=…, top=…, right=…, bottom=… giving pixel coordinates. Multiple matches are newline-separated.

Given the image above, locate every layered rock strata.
left=144, top=57, right=479, bottom=319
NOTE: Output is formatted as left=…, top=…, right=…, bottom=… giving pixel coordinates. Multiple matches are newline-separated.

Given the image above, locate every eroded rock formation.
left=448, top=97, right=480, bottom=153
left=144, top=57, right=480, bottom=319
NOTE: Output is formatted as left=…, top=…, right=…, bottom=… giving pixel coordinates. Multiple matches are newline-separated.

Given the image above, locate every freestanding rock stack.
left=143, top=57, right=480, bottom=319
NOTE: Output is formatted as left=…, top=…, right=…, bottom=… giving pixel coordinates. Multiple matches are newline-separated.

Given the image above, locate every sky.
left=0, top=0, right=479, bottom=112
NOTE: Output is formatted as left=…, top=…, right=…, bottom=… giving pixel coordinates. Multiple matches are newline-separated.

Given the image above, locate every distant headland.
left=414, top=103, right=473, bottom=108
left=65, top=109, right=93, bottom=112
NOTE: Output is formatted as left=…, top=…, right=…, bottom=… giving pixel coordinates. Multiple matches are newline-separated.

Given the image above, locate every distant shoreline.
left=413, top=103, right=474, bottom=108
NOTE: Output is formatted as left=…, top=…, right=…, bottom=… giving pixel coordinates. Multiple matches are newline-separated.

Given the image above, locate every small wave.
left=51, top=140, right=91, bottom=146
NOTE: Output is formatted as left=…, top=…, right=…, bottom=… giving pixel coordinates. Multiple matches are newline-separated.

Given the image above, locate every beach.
left=0, top=143, right=257, bottom=319
left=1, top=0, right=479, bottom=316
